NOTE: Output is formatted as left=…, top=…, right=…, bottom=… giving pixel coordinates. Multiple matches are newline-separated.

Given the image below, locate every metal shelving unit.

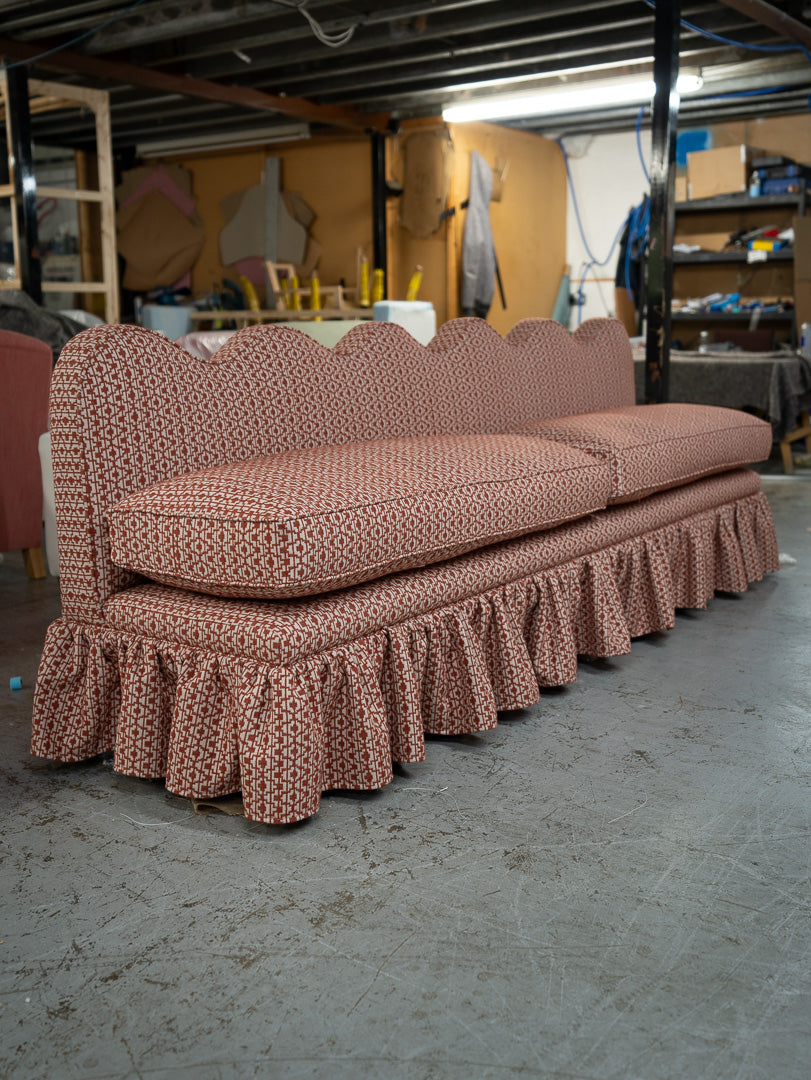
left=675, top=192, right=807, bottom=214
left=671, top=310, right=794, bottom=322
left=673, top=249, right=793, bottom=265
left=672, top=191, right=806, bottom=345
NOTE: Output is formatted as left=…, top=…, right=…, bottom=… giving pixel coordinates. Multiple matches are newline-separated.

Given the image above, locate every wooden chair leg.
left=780, top=438, right=795, bottom=473
left=781, top=410, right=811, bottom=472
left=22, top=546, right=47, bottom=579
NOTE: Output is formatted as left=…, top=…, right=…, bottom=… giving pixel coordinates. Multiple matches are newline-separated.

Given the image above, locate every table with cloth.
left=633, top=349, right=811, bottom=463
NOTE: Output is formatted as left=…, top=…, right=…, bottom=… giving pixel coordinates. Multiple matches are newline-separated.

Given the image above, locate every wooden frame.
left=189, top=308, right=372, bottom=326
left=0, top=75, right=118, bottom=323
left=779, top=409, right=811, bottom=473
left=265, top=261, right=298, bottom=311
left=258, top=259, right=366, bottom=320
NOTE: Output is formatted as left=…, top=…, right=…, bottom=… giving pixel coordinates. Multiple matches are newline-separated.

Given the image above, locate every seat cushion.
left=106, top=432, right=610, bottom=599
left=516, top=404, right=772, bottom=503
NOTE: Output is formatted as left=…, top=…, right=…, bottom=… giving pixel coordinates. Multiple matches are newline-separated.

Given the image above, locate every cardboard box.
left=687, top=145, right=749, bottom=199
left=794, top=215, right=811, bottom=325
left=674, top=231, right=730, bottom=252
left=794, top=215, right=811, bottom=278
left=675, top=175, right=688, bottom=203
left=673, top=263, right=793, bottom=299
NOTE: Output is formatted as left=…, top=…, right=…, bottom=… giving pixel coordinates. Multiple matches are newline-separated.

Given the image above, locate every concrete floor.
left=1, top=474, right=809, bottom=1080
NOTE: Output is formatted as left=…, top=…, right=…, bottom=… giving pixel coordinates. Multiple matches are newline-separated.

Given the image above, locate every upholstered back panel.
left=51, top=316, right=633, bottom=620
left=0, top=329, right=52, bottom=551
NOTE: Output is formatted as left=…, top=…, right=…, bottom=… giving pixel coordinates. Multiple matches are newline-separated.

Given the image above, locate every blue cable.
left=577, top=211, right=629, bottom=324
left=640, top=0, right=811, bottom=64
left=559, top=137, right=637, bottom=324
left=2, top=0, right=152, bottom=71
left=701, top=85, right=791, bottom=99
left=570, top=1, right=808, bottom=326
left=624, top=199, right=649, bottom=303
left=636, top=104, right=651, bottom=185
left=557, top=137, right=602, bottom=267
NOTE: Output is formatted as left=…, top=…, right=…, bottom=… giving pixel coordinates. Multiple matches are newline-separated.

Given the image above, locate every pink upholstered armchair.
left=0, top=329, right=52, bottom=577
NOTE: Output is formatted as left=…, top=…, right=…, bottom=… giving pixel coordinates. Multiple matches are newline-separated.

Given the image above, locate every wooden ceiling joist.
left=714, top=0, right=811, bottom=51
left=0, top=34, right=389, bottom=134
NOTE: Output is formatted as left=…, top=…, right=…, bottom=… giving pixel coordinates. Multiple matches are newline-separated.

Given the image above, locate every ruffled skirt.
left=32, top=472, right=779, bottom=823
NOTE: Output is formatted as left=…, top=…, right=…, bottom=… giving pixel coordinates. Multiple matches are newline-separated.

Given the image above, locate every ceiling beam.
left=11, top=0, right=286, bottom=42
left=714, top=0, right=811, bottom=50
left=0, top=34, right=389, bottom=133
left=196, top=10, right=750, bottom=95
left=309, top=33, right=688, bottom=103
left=103, top=0, right=512, bottom=61
left=181, top=0, right=638, bottom=79
left=236, top=11, right=659, bottom=90
left=521, top=91, right=810, bottom=137
left=1, top=0, right=146, bottom=37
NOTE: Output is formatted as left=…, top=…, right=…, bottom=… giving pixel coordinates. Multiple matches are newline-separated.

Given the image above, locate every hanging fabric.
left=461, top=151, right=496, bottom=318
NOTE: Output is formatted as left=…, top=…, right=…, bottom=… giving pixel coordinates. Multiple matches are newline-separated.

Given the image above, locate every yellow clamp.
left=406, top=264, right=423, bottom=302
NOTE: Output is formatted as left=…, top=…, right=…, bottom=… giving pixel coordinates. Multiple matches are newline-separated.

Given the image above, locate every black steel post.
left=644, top=0, right=680, bottom=404
left=371, top=130, right=387, bottom=298
left=6, top=66, right=42, bottom=304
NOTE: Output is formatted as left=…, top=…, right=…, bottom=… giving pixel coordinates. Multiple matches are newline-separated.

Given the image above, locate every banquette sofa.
left=31, top=317, right=778, bottom=824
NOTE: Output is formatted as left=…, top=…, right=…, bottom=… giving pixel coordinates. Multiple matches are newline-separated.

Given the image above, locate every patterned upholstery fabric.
left=0, top=329, right=52, bottom=551
left=517, top=403, right=773, bottom=502
left=107, top=433, right=610, bottom=599
left=48, top=317, right=634, bottom=621
left=104, top=468, right=765, bottom=665
left=32, top=316, right=780, bottom=824
left=32, top=477, right=778, bottom=824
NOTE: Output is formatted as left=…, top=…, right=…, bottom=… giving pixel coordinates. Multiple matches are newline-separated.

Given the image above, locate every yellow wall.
left=148, top=120, right=566, bottom=332
left=276, top=137, right=373, bottom=287
left=452, top=121, right=566, bottom=333
left=143, top=111, right=808, bottom=332
left=155, top=138, right=373, bottom=301
left=175, top=146, right=262, bottom=298
left=388, top=120, right=567, bottom=332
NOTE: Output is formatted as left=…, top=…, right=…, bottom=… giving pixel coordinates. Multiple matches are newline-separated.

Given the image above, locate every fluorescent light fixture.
left=438, top=58, right=657, bottom=97
left=442, top=74, right=703, bottom=123
left=676, top=74, right=703, bottom=93
left=136, top=123, right=310, bottom=157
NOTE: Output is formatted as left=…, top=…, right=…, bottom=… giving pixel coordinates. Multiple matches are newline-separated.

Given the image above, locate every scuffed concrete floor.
left=1, top=475, right=809, bottom=1080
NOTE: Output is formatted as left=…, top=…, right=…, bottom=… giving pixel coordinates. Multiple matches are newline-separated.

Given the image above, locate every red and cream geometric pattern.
left=32, top=317, right=781, bottom=824
left=517, top=403, right=773, bottom=502
left=32, top=475, right=778, bottom=824
left=107, top=433, right=610, bottom=598
left=47, top=317, right=635, bottom=621
left=103, top=468, right=766, bottom=665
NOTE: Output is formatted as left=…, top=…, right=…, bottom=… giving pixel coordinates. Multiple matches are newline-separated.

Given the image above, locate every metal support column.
left=371, top=130, right=388, bottom=297
left=6, top=67, right=42, bottom=304
left=644, top=0, right=680, bottom=404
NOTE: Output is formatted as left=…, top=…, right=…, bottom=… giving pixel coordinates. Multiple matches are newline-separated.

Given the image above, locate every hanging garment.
left=461, top=151, right=496, bottom=318
left=552, top=268, right=572, bottom=327
left=613, top=196, right=649, bottom=335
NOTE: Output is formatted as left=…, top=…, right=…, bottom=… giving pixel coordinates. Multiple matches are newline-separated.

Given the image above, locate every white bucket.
left=373, top=301, right=436, bottom=345
left=140, top=304, right=192, bottom=338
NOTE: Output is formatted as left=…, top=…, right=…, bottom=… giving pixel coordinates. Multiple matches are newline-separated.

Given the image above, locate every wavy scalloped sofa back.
left=31, top=317, right=778, bottom=824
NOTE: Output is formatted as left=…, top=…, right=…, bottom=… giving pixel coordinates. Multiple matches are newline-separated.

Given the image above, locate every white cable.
left=275, top=0, right=356, bottom=48
left=301, top=7, right=355, bottom=47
